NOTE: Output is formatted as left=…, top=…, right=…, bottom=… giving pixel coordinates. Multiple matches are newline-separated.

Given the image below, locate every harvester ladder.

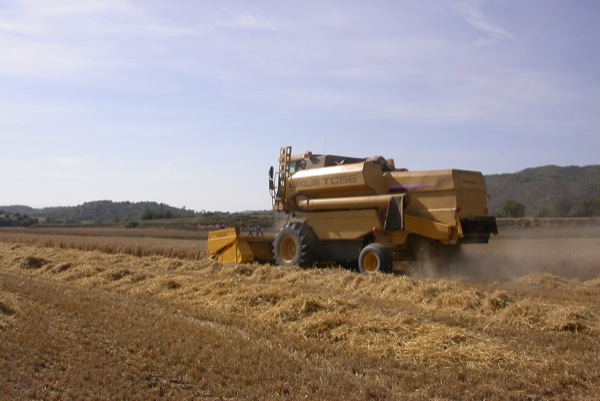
left=275, top=146, right=292, bottom=210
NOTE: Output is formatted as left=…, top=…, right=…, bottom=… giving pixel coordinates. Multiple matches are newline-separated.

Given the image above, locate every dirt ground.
left=1, top=226, right=599, bottom=400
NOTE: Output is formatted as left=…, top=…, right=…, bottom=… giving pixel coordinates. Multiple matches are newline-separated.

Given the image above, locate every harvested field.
left=0, top=226, right=599, bottom=400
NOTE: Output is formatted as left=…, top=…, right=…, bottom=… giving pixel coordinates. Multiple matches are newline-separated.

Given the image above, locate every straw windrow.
left=0, top=239, right=598, bottom=400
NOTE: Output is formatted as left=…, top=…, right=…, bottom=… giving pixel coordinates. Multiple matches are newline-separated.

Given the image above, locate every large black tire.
left=358, top=243, right=393, bottom=274
left=273, top=222, right=318, bottom=267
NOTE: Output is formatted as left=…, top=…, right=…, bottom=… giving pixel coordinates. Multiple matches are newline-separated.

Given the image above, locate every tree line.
left=498, top=198, right=600, bottom=218
left=485, top=165, right=598, bottom=216
left=0, top=210, right=39, bottom=227
left=0, top=201, right=197, bottom=224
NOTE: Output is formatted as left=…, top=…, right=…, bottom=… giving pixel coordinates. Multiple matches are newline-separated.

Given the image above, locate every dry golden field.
left=0, top=227, right=209, bottom=260
left=0, top=225, right=599, bottom=400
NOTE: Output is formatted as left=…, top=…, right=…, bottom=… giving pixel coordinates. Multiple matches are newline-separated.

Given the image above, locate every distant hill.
left=2, top=166, right=598, bottom=223
left=485, top=165, right=599, bottom=217
left=0, top=201, right=197, bottom=223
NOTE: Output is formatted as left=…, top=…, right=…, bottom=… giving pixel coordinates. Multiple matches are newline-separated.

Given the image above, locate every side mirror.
left=268, top=166, right=275, bottom=190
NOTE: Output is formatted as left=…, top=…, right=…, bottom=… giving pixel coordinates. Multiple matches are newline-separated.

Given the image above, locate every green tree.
left=0, top=210, right=9, bottom=227
left=536, top=208, right=552, bottom=218
left=553, top=198, right=572, bottom=217
left=141, top=210, right=164, bottom=220
left=576, top=199, right=600, bottom=217
left=501, top=199, right=526, bottom=218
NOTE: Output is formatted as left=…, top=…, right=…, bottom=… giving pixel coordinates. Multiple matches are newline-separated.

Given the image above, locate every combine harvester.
left=208, top=146, right=497, bottom=273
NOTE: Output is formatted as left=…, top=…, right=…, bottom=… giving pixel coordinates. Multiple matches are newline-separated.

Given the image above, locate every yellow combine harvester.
left=208, top=146, right=497, bottom=273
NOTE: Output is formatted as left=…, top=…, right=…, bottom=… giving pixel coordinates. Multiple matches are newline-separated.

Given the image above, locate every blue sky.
left=1, top=0, right=598, bottom=212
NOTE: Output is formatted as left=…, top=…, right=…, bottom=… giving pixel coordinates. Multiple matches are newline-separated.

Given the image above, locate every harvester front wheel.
left=358, top=244, right=392, bottom=274
left=273, top=222, right=318, bottom=267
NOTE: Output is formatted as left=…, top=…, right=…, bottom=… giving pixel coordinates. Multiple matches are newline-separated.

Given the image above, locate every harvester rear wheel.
left=273, top=222, right=318, bottom=267
left=358, top=243, right=392, bottom=274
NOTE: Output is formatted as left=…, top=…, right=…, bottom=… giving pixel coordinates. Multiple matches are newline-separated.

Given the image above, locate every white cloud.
left=0, top=37, right=97, bottom=77
left=0, top=1, right=597, bottom=209
left=0, top=20, right=43, bottom=35
left=219, top=14, right=279, bottom=30
left=449, top=0, right=513, bottom=43
left=16, top=0, right=132, bottom=17
left=51, top=157, right=86, bottom=167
